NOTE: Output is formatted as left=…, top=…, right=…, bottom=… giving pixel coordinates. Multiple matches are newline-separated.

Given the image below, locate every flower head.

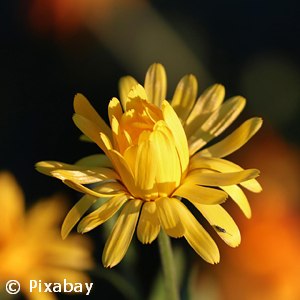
left=36, top=63, right=262, bottom=268
left=0, top=172, right=94, bottom=300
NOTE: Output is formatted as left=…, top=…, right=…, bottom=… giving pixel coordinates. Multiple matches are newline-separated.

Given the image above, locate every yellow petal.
left=171, top=74, right=198, bottom=123
left=74, top=93, right=112, bottom=140
left=194, top=203, right=241, bottom=247
left=176, top=200, right=220, bottom=264
left=189, top=156, right=262, bottom=192
left=107, top=148, right=141, bottom=198
left=134, top=138, right=158, bottom=199
left=221, top=185, right=251, bottom=218
left=144, top=63, right=167, bottom=107
left=161, top=100, right=189, bottom=174
left=75, top=154, right=113, bottom=168
left=77, top=193, right=129, bottom=234
left=147, top=121, right=181, bottom=195
left=0, top=172, right=24, bottom=240
left=93, top=181, right=127, bottom=194
left=62, top=180, right=123, bottom=198
left=173, top=183, right=227, bottom=205
left=25, top=289, right=57, bottom=300
left=127, top=84, right=148, bottom=105
left=185, top=84, right=225, bottom=137
left=35, top=161, right=119, bottom=184
left=79, top=134, right=93, bottom=143
left=25, top=195, right=67, bottom=234
left=108, top=97, right=123, bottom=125
left=240, top=178, right=262, bottom=193
left=111, top=115, right=132, bottom=154
left=156, top=197, right=185, bottom=238
left=188, top=96, right=246, bottom=155
left=45, top=240, right=93, bottom=269
left=199, top=117, right=263, bottom=158
left=137, top=201, right=160, bottom=244
left=103, top=199, right=142, bottom=268
left=73, top=114, right=111, bottom=155
left=185, top=168, right=260, bottom=186
left=61, top=194, right=96, bottom=239
left=119, top=75, right=138, bottom=109
left=123, top=144, right=138, bottom=173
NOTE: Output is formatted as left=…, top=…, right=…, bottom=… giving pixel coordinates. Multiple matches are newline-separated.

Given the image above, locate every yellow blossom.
left=0, top=172, right=94, bottom=300
left=36, top=63, right=262, bottom=268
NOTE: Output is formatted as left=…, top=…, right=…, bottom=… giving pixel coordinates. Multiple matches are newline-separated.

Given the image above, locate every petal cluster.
left=36, top=63, right=262, bottom=268
left=0, top=172, right=94, bottom=300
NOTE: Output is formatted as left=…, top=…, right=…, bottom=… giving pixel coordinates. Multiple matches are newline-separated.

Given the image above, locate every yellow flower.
left=0, top=172, right=94, bottom=300
left=36, top=63, right=262, bottom=268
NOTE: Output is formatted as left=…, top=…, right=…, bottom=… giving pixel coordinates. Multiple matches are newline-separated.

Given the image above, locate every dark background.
left=1, top=1, right=299, bottom=299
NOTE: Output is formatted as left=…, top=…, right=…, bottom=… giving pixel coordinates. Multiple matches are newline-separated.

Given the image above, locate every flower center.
left=115, top=99, right=182, bottom=201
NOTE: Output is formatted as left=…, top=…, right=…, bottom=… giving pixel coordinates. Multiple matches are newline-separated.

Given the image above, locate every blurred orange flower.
left=0, top=172, right=94, bottom=300
left=190, top=128, right=300, bottom=300
left=28, top=0, right=145, bottom=36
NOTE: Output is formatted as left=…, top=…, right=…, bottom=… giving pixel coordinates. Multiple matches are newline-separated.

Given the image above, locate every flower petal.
left=134, top=138, right=158, bottom=199
left=189, top=156, right=262, bottom=192
left=137, top=201, right=160, bottom=244
left=185, top=168, right=260, bottom=186
left=240, top=178, right=262, bottom=193
left=35, top=161, right=119, bottom=183
left=188, top=96, right=246, bottom=155
left=73, top=114, right=111, bottom=154
left=147, top=121, right=181, bottom=195
left=185, top=84, right=225, bottom=137
left=194, top=203, right=241, bottom=247
left=111, top=115, right=132, bottom=153
left=108, top=97, right=123, bottom=125
left=74, top=93, right=112, bottom=140
left=103, top=199, right=142, bottom=268
left=199, top=117, right=263, bottom=158
left=119, top=75, right=138, bottom=109
left=61, top=194, right=96, bottom=239
left=127, top=84, right=148, bottom=104
left=107, top=148, right=141, bottom=198
left=161, top=100, right=189, bottom=174
left=171, top=74, right=198, bottom=123
left=75, top=154, right=113, bottom=168
left=0, top=172, right=24, bottom=240
left=77, top=193, right=129, bottom=234
left=156, top=197, right=185, bottom=238
left=62, top=180, right=123, bottom=198
left=144, top=63, right=167, bottom=107
left=220, top=185, right=251, bottom=218
left=173, top=183, right=227, bottom=205
left=176, top=200, right=220, bottom=264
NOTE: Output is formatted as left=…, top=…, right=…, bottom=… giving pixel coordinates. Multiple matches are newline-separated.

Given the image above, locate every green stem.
left=158, top=230, right=180, bottom=300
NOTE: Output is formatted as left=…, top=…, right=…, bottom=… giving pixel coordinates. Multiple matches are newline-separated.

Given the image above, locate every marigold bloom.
left=0, top=172, right=94, bottom=300
left=36, top=63, right=262, bottom=268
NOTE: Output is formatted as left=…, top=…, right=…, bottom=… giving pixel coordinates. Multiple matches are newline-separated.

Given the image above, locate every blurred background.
left=1, top=0, right=300, bottom=299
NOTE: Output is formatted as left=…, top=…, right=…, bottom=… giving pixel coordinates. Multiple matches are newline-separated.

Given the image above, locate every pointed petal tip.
left=103, top=262, right=115, bottom=269
left=73, top=93, right=88, bottom=110
left=102, top=254, right=119, bottom=269
left=201, top=247, right=220, bottom=265
left=74, top=92, right=84, bottom=99
left=211, top=253, right=220, bottom=264
left=77, top=223, right=89, bottom=234
left=245, top=212, right=252, bottom=219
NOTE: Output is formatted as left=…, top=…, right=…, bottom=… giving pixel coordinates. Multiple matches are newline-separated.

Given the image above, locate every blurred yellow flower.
left=36, top=63, right=262, bottom=268
left=0, top=172, right=94, bottom=300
